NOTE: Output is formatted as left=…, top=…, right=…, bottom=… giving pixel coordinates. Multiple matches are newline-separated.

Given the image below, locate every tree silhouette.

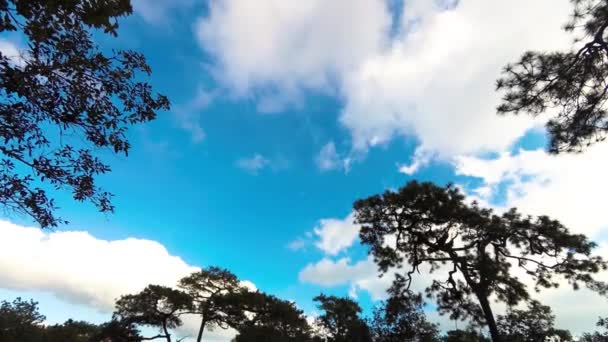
left=355, top=181, right=607, bottom=342
left=313, top=294, right=372, bottom=342
left=231, top=291, right=315, bottom=342
left=442, top=329, right=490, bottom=342
left=0, top=0, right=169, bottom=227
left=369, top=291, right=440, bottom=342
left=43, top=319, right=100, bottom=342
left=0, top=297, right=45, bottom=341
left=178, top=267, right=247, bottom=342
left=497, top=300, right=572, bottom=342
left=93, top=320, right=142, bottom=342
left=497, top=0, right=608, bottom=153
left=113, top=285, right=192, bottom=342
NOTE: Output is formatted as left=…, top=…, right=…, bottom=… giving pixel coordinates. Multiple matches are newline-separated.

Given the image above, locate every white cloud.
left=341, top=0, right=572, bottom=155
left=315, top=141, right=346, bottom=172
left=298, top=211, right=393, bottom=299
left=299, top=256, right=392, bottom=301
left=235, top=153, right=290, bottom=175
left=235, top=154, right=269, bottom=174
left=196, top=0, right=390, bottom=97
left=287, top=238, right=307, bottom=252
left=174, top=87, right=215, bottom=143
left=197, top=0, right=573, bottom=158
left=397, top=147, right=433, bottom=175
left=0, top=39, right=25, bottom=67
left=313, top=212, right=360, bottom=256
left=455, top=142, right=608, bottom=238
left=0, top=220, right=197, bottom=312
left=131, top=0, right=194, bottom=23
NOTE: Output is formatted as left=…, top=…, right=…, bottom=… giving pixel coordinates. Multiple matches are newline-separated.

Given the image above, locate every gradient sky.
left=1, top=0, right=607, bottom=340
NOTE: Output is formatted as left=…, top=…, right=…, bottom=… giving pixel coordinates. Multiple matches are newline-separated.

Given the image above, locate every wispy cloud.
left=235, top=154, right=270, bottom=175
left=131, top=0, right=194, bottom=24
left=397, top=148, right=432, bottom=175
left=173, top=87, right=216, bottom=143
left=316, top=141, right=346, bottom=172
left=235, top=153, right=290, bottom=175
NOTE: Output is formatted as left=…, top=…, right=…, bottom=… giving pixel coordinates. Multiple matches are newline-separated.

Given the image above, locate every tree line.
left=0, top=266, right=607, bottom=342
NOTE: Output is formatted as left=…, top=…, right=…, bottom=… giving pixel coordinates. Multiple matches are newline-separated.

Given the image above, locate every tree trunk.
left=162, top=321, right=172, bottom=342
left=475, top=292, right=501, bottom=342
left=196, top=317, right=206, bottom=342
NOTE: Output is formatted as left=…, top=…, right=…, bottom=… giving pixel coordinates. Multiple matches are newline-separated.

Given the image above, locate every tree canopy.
left=368, top=291, right=440, bottom=342
left=0, top=297, right=46, bottom=342
left=231, top=291, right=314, bottom=342
left=0, top=0, right=169, bottom=227
left=354, top=180, right=607, bottom=342
left=313, top=294, right=372, bottom=342
left=497, top=0, right=608, bottom=153
left=497, top=300, right=573, bottom=342
left=178, top=267, right=248, bottom=342
left=114, top=285, right=192, bottom=342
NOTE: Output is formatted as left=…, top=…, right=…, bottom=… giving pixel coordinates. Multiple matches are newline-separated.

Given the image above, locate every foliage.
left=0, top=0, right=169, bottom=227
left=178, top=266, right=248, bottom=342
left=0, top=298, right=113, bottom=341
left=93, top=320, right=142, bottom=342
left=369, top=291, right=440, bottom=342
left=354, top=180, right=607, bottom=341
left=231, top=291, right=314, bottom=341
left=43, top=319, right=100, bottom=342
left=313, top=294, right=372, bottom=342
left=497, top=300, right=572, bottom=342
left=497, top=0, right=608, bottom=153
left=114, top=285, right=192, bottom=342
left=442, top=329, right=490, bottom=342
left=0, top=297, right=45, bottom=341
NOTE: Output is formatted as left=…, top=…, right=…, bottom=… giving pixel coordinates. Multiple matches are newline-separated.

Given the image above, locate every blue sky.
left=1, top=0, right=608, bottom=340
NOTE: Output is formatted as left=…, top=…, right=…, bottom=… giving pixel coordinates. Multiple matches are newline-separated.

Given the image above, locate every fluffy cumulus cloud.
left=0, top=220, right=196, bottom=311
left=455, top=142, right=608, bottom=239
left=196, top=0, right=390, bottom=97
left=0, top=220, right=242, bottom=341
left=298, top=212, right=397, bottom=300
left=313, top=212, right=360, bottom=256
left=197, top=0, right=573, bottom=157
left=298, top=256, right=392, bottom=300
left=341, top=0, right=572, bottom=155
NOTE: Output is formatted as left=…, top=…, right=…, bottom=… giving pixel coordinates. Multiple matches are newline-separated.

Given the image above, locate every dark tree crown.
left=0, top=0, right=169, bottom=227
left=313, top=294, right=372, bottom=342
left=355, top=180, right=607, bottom=341
left=497, top=0, right=608, bottom=153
